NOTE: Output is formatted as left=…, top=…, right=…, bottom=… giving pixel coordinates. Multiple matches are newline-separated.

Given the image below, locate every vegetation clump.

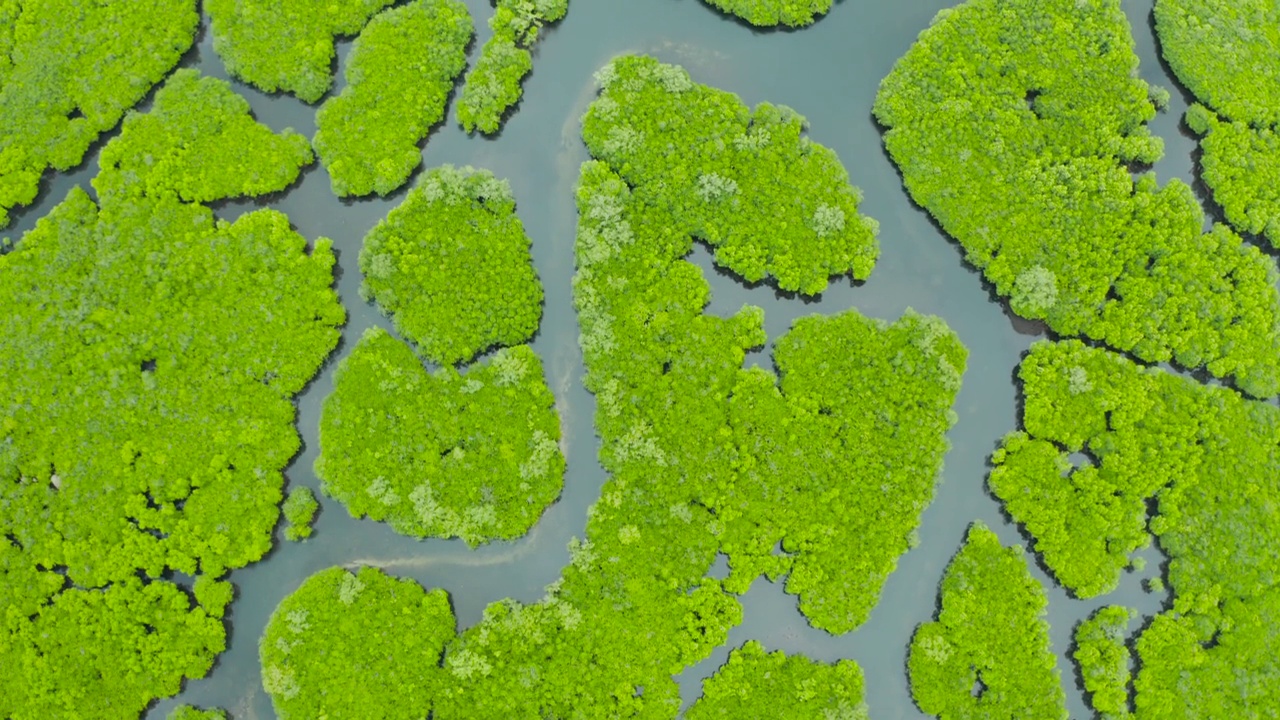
left=96, top=69, right=314, bottom=204
left=908, top=522, right=1067, bottom=719
left=206, top=0, right=396, bottom=102
left=991, top=340, right=1280, bottom=717
left=720, top=308, right=964, bottom=632
left=874, top=0, right=1280, bottom=397
left=282, top=487, right=319, bottom=541
left=0, top=70, right=342, bottom=717
left=0, top=0, right=197, bottom=227
left=584, top=56, right=879, bottom=295
left=359, top=165, right=544, bottom=366
left=316, top=328, right=564, bottom=546
left=456, top=0, right=569, bottom=134
left=313, top=0, right=473, bottom=197
left=167, top=706, right=227, bottom=720
left=686, top=641, right=867, bottom=718
left=1154, top=0, right=1280, bottom=125
left=699, top=0, right=831, bottom=27
left=1074, top=606, right=1136, bottom=720
left=260, top=566, right=456, bottom=719
left=1155, top=0, right=1280, bottom=248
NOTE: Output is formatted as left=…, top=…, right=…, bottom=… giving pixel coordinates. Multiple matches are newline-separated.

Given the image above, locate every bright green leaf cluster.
left=1154, top=0, right=1280, bottom=125
left=1074, top=606, right=1137, bottom=720
left=316, top=328, right=564, bottom=546
left=991, top=339, right=1280, bottom=718
left=874, top=0, right=1280, bottom=397
left=259, top=566, right=456, bottom=719
left=0, top=188, right=340, bottom=580
left=167, top=706, right=228, bottom=720
left=686, top=641, right=867, bottom=719
left=206, top=0, right=396, bottom=102
left=314, top=0, right=473, bottom=197
left=908, top=522, right=1068, bottom=720
left=699, top=0, right=831, bottom=28
left=721, top=308, right=965, bottom=632
left=0, top=71, right=342, bottom=717
left=359, top=165, right=544, bottom=366
left=282, top=487, right=319, bottom=542
left=1181, top=106, right=1280, bottom=246
left=584, top=55, right=879, bottom=295
left=988, top=428, right=1153, bottom=598
left=1155, top=0, right=1280, bottom=248
left=0, top=0, right=197, bottom=227
left=96, top=69, right=314, bottom=204
left=456, top=0, right=569, bottom=134
left=193, top=576, right=235, bottom=620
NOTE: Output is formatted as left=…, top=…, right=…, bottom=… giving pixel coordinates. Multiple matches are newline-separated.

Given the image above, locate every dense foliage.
left=1155, top=0, right=1280, bottom=248
left=366, top=60, right=965, bottom=717
left=585, top=56, right=879, bottom=295
left=0, top=0, right=197, bottom=228
left=685, top=641, right=867, bottom=718
left=1154, top=0, right=1280, bottom=125
left=282, top=487, right=319, bottom=542
left=908, top=523, right=1067, bottom=719
left=359, top=165, right=544, bottom=366
left=874, top=0, right=1280, bottom=397
left=720, top=309, right=964, bottom=630
left=1074, top=606, right=1136, bottom=720
left=313, top=0, right=473, bottom=197
left=699, top=0, right=831, bottom=27
left=316, top=328, right=564, bottom=545
left=456, top=0, right=569, bottom=134
left=96, top=70, right=314, bottom=205
left=990, top=340, right=1280, bottom=717
left=259, top=566, right=455, bottom=719
left=1181, top=105, right=1280, bottom=247
left=166, top=706, right=227, bottom=720
left=206, top=0, right=396, bottom=103
left=0, top=70, right=343, bottom=718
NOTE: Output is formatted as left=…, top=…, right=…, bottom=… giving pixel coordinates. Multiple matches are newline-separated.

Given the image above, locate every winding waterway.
left=4, top=0, right=1215, bottom=716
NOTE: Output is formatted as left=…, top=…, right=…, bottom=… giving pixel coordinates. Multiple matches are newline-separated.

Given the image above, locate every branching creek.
left=3, top=0, right=1230, bottom=717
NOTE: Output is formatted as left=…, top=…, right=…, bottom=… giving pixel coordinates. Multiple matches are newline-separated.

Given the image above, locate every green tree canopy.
left=167, top=706, right=228, bottom=720
left=686, top=641, right=867, bottom=718
left=359, top=165, right=544, bottom=366
left=1155, top=0, right=1280, bottom=248
left=95, top=69, right=314, bottom=205
left=456, top=0, right=569, bottom=134
left=206, top=0, right=397, bottom=103
left=699, top=0, right=832, bottom=28
left=584, top=56, right=879, bottom=295
left=0, top=71, right=342, bottom=718
left=259, top=566, right=456, bottom=719
left=908, top=523, right=1068, bottom=719
left=282, top=487, right=319, bottom=542
left=990, top=340, right=1280, bottom=718
left=1074, top=606, right=1137, bottom=720
left=314, top=0, right=473, bottom=197
left=875, top=0, right=1280, bottom=397
left=0, top=0, right=197, bottom=227
left=1154, top=0, right=1280, bottom=125
left=316, top=328, right=564, bottom=545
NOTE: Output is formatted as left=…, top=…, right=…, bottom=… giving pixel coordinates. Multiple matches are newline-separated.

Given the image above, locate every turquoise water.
left=5, top=0, right=1201, bottom=717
